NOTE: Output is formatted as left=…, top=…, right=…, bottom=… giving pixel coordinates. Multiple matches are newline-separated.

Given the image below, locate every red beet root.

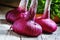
left=35, top=0, right=57, bottom=33
left=6, top=0, right=29, bottom=23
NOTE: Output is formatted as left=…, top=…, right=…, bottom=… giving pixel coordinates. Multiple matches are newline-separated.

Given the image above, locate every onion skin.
left=35, top=0, right=57, bottom=33
left=6, top=7, right=35, bottom=23
left=10, top=0, right=42, bottom=37
left=6, top=0, right=29, bottom=24
left=6, top=7, right=26, bottom=23
left=35, top=19, right=57, bottom=33
left=35, top=13, right=57, bottom=33
left=11, top=19, right=42, bottom=37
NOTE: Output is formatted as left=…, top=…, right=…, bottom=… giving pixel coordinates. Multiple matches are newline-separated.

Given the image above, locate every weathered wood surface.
left=0, top=5, right=60, bottom=40
left=0, top=20, right=60, bottom=40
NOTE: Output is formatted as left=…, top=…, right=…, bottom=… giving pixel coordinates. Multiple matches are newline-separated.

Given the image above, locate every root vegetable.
left=35, top=0, right=57, bottom=33
left=11, top=19, right=42, bottom=37
left=11, top=0, right=42, bottom=37
left=6, top=0, right=29, bottom=23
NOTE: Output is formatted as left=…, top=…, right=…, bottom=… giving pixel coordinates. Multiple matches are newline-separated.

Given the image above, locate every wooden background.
left=0, top=0, right=20, bottom=8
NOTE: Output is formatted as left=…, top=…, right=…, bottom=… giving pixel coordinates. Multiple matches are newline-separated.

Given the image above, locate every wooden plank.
left=54, top=26, right=60, bottom=40
left=21, top=36, right=38, bottom=40
left=0, top=24, right=20, bottom=40
left=0, top=20, right=60, bottom=40
left=40, top=34, right=56, bottom=40
left=37, top=27, right=60, bottom=40
left=37, top=35, right=43, bottom=40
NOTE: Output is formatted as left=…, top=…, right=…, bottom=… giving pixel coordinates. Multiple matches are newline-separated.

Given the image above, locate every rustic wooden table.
left=0, top=6, right=60, bottom=40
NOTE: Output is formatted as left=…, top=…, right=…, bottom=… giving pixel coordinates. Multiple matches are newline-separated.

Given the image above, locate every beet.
left=6, top=0, right=29, bottom=23
left=35, top=0, right=57, bottom=33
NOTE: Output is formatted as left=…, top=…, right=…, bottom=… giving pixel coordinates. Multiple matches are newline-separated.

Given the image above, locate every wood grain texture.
left=0, top=24, right=20, bottom=40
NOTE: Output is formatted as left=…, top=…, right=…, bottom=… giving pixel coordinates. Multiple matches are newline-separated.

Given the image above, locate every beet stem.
left=19, top=0, right=29, bottom=10
left=28, top=0, right=38, bottom=20
left=43, top=0, right=52, bottom=19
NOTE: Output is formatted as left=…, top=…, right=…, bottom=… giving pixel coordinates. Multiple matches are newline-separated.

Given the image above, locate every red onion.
left=35, top=0, right=57, bottom=33
left=6, top=0, right=29, bottom=23
left=11, top=19, right=42, bottom=37
left=11, top=0, right=42, bottom=37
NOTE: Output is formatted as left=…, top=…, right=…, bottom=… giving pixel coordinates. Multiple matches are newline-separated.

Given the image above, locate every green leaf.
left=27, top=0, right=60, bottom=18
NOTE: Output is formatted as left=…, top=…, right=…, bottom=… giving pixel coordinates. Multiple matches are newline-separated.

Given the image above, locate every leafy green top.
left=28, top=0, right=60, bottom=19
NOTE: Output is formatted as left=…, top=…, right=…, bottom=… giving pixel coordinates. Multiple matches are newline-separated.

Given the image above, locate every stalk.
left=28, top=0, right=38, bottom=20
left=19, top=0, right=29, bottom=11
left=42, top=0, right=52, bottom=19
